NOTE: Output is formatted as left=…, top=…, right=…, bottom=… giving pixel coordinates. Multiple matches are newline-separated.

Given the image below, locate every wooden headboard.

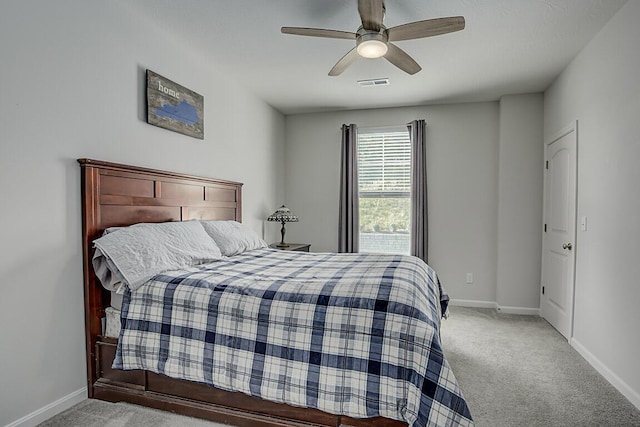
left=78, top=158, right=243, bottom=392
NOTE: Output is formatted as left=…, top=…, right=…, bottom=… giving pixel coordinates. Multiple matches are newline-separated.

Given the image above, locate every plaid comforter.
left=114, top=249, right=473, bottom=427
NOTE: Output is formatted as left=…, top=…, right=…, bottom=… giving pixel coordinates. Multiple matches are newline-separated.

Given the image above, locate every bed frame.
left=79, top=159, right=406, bottom=427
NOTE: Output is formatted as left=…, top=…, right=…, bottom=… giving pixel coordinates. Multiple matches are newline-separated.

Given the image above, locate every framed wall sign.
left=146, top=70, right=204, bottom=139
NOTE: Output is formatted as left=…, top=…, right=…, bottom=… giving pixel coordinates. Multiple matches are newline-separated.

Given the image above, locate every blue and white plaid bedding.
left=114, top=249, right=473, bottom=427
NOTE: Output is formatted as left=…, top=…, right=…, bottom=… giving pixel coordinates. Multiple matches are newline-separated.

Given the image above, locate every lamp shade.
left=267, top=205, right=299, bottom=223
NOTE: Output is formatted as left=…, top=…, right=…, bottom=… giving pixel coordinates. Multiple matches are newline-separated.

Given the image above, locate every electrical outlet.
left=466, top=273, right=473, bottom=284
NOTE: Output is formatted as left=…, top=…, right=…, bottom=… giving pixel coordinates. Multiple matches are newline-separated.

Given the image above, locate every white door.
left=540, top=122, right=577, bottom=340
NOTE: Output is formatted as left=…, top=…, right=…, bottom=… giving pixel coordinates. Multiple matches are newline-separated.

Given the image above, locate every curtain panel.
left=338, top=124, right=359, bottom=253
left=408, top=119, right=428, bottom=263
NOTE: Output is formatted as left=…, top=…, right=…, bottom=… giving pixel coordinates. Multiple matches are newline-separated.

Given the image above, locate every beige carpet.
left=38, top=399, right=227, bottom=427
left=40, top=306, right=640, bottom=426
left=441, top=306, right=640, bottom=426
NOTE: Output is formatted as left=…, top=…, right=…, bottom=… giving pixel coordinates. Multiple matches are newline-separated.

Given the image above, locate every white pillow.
left=92, top=247, right=127, bottom=292
left=200, top=220, right=267, bottom=256
left=92, top=220, right=222, bottom=290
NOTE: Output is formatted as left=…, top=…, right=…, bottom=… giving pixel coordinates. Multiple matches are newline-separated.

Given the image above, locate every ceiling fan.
left=282, top=0, right=465, bottom=76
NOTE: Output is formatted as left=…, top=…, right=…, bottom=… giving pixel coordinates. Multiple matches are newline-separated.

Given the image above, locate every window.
left=358, top=126, right=411, bottom=255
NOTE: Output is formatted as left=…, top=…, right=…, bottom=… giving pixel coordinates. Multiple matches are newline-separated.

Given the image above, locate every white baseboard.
left=496, top=305, right=540, bottom=316
left=449, top=299, right=540, bottom=316
left=570, top=338, right=640, bottom=412
left=449, top=299, right=498, bottom=309
left=6, top=387, right=87, bottom=427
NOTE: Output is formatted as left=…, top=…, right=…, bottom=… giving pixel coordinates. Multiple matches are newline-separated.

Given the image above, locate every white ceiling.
left=127, top=0, right=628, bottom=115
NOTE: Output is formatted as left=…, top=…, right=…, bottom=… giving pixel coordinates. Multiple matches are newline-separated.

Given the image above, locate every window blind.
left=358, top=129, right=411, bottom=195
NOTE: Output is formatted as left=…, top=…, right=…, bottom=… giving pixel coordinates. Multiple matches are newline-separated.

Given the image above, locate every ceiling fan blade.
left=329, top=48, right=360, bottom=76
left=388, top=16, right=465, bottom=41
left=281, top=27, right=357, bottom=40
left=358, top=0, right=385, bottom=31
left=384, top=43, right=421, bottom=75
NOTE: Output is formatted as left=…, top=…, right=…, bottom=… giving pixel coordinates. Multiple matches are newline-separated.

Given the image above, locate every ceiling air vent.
left=357, top=78, right=390, bottom=87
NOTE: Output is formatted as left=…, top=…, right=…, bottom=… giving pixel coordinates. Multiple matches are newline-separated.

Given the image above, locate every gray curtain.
left=408, top=119, right=428, bottom=262
left=338, top=124, right=359, bottom=253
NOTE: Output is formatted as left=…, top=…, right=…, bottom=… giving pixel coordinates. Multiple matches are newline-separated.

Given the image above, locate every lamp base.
left=277, top=222, right=289, bottom=248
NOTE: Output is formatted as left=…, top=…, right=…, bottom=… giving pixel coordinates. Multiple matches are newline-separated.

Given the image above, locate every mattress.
left=111, top=291, right=123, bottom=310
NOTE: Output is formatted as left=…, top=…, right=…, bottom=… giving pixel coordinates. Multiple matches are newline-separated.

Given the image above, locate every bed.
left=79, top=158, right=473, bottom=427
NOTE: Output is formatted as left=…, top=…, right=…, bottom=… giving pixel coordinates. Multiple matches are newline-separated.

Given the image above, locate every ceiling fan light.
left=356, top=30, right=389, bottom=59
left=357, top=39, right=388, bottom=58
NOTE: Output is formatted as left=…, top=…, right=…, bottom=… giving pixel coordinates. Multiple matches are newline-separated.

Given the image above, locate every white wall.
left=0, top=1, right=284, bottom=425
left=284, top=99, right=544, bottom=310
left=544, top=0, right=640, bottom=409
left=497, top=94, right=544, bottom=312
left=284, top=103, right=501, bottom=304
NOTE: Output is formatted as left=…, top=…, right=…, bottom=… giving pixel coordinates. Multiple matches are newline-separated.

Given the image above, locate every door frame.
left=540, top=120, right=578, bottom=340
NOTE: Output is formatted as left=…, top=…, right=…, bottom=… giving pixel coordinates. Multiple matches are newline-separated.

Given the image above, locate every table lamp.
left=267, top=205, right=299, bottom=247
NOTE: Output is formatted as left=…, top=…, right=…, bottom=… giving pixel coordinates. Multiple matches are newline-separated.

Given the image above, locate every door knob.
left=562, top=243, right=573, bottom=250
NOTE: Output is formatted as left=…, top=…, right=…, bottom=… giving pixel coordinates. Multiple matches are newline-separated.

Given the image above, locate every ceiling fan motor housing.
left=356, top=26, right=389, bottom=58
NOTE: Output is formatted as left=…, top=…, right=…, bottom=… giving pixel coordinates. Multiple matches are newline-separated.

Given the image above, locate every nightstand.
left=269, top=243, right=310, bottom=252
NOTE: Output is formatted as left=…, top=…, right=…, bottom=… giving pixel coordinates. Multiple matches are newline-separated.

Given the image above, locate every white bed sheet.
left=104, top=306, right=121, bottom=338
